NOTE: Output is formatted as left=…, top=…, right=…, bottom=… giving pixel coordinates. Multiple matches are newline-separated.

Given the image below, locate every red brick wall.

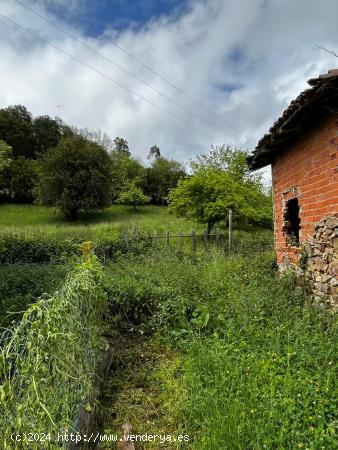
left=272, top=114, right=338, bottom=265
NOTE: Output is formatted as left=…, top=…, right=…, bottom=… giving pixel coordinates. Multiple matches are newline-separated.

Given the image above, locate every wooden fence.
left=148, top=228, right=231, bottom=254
left=82, top=210, right=235, bottom=258
left=148, top=209, right=234, bottom=254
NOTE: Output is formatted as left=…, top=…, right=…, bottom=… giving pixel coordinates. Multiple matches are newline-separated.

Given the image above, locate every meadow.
left=0, top=204, right=336, bottom=450
left=0, top=203, right=203, bottom=239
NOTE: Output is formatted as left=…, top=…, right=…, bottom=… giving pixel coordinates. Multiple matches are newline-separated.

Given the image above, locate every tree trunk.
left=65, top=209, right=77, bottom=221
left=206, top=221, right=215, bottom=236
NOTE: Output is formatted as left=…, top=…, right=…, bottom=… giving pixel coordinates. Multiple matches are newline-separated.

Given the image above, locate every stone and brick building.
left=247, top=69, right=338, bottom=306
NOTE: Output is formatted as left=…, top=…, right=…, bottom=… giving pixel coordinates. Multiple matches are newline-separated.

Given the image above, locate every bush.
left=0, top=263, right=66, bottom=329
left=0, top=232, right=80, bottom=264
left=0, top=231, right=123, bottom=264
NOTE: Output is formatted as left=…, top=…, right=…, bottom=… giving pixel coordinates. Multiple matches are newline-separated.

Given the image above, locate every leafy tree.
left=37, top=136, right=112, bottom=219
left=0, top=105, right=73, bottom=160
left=110, top=151, right=145, bottom=200
left=0, top=105, right=35, bottom=158
left=148, top=145, right=161, bottom=160
left=168, top=169, right=272, bottom=234
left=117, top=182, right=148, bottom=211
left=191, top=145, right=262, bottom=184
left=54, top=117, right=74, bottom=139
left=113, top=137, right=130, bottom=155
left=33, top=115, right=63, bottom=156
left=0, top=140, right=13, bottom=199
left=1, top=157, right=38, bottom=203
left=0, top=140, right=12, bottom=173
left=143, top=156, right=186, bottom=204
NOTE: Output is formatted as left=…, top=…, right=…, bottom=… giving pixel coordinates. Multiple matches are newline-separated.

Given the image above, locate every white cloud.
left=0, top=0, right=337, bottom=182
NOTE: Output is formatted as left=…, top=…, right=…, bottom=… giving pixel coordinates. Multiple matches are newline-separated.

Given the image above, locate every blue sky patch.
left=46, top=0, right=188, bottom=36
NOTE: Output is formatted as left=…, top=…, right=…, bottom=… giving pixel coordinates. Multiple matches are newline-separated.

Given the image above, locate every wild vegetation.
left=1, top=210, right=337, bottom=449
left=1, top=102, right=335, bottom=450
left=0, top=259, right=107, bottom=449
left=0, top=263, right=66, bottom=329
left=102, top=247, right=338, bottom=450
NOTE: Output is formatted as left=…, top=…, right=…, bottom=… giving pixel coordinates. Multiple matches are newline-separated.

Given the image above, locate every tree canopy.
left=0, top=103, right=187, bottom=212
left=113, top=137, right=130, bottom=155
left=0, top=105, right=72, bottom=160
left=75, top=127, right=114, bottom=152
left=190, top=144, right=263, bottom=184
left=148, top=145, right=161, bottom=160
left=0, top=140, right=12, bottom=173
left=143, top=156, right=186, bottom=204
left=110, top=151, right=145, bottom=200
left=0, top=105, right=35, bottom=159
left=117, top=181, right=149, bottom=211
left=36, top=136, right=112, bottom=219
left=169, top=146, right=272, bottom=233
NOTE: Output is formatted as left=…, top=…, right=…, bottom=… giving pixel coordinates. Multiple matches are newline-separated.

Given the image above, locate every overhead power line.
left=13, top=0, right=252, bottom=145
left=12, top=0, right=231, bottom=140
left=0, top=13, right=218, bottom=141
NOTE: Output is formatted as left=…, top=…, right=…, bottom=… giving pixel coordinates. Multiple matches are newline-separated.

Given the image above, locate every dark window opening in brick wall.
left=282, top=198, right=301, bottom=245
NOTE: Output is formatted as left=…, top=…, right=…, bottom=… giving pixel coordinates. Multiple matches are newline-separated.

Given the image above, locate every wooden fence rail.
left=82, top=209, right=239, bottom=258
left=148, top=228, right=231, bottom=254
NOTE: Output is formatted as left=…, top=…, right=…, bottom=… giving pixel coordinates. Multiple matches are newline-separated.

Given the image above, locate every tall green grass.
left=0, top=259, right=107, bottom=449
left=0, top=203, right=273, bottom=264
left=106, top=249, right=338, bottom=449
left=0, top=204, right=202, bottom=238
left=0, top=263, right=66, bottom=329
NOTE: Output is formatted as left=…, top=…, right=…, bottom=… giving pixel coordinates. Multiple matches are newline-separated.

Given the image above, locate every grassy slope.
left=0, top=204, right=202, bottom=239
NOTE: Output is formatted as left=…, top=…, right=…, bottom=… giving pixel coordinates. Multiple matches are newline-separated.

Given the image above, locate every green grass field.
left=0, top=203, right=201, bottom=230
left=0, top=203, right=204, bottom=240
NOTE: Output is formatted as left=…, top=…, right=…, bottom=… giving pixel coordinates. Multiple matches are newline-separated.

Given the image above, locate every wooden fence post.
left=228, top=209, right=233, bottom=253
left=191, top=229, right=196, bottom=255
left=216, top=227, right=220, bottom=250
left=204, top=229, right=209, bottom=251
left=124, top=233, right=129, bottom=252
left=154, top=230, right=158, bottom=244
left=166, top=230, right=170, bottom=245
left=82, top=241, right=91, bottom=260
left=179, top=231, right=183, bottom=249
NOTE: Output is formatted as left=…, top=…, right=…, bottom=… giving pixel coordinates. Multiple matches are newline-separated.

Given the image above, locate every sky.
left=0, top=0, right=338, bottom=180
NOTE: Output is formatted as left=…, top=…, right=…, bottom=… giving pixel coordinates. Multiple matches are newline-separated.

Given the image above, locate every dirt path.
left=95, top=333, right=181, bottom=450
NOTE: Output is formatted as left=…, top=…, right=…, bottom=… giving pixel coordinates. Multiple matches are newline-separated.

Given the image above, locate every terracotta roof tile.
left=247, top=69, right=338, bottom=170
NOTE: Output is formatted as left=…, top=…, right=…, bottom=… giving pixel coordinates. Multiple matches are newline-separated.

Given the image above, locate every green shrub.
left=0, top=263, right=66, bottom=329
left=0, top=232, right=80, bottom=264
left=0, top=231, right=120, bottom=264
left=0, top=258, right=108, bottom=449
left=0, top=228, right=156, bottom=264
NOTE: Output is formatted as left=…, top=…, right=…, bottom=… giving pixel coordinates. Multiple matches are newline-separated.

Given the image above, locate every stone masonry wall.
left=301, top=215, right=338, bottom=307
